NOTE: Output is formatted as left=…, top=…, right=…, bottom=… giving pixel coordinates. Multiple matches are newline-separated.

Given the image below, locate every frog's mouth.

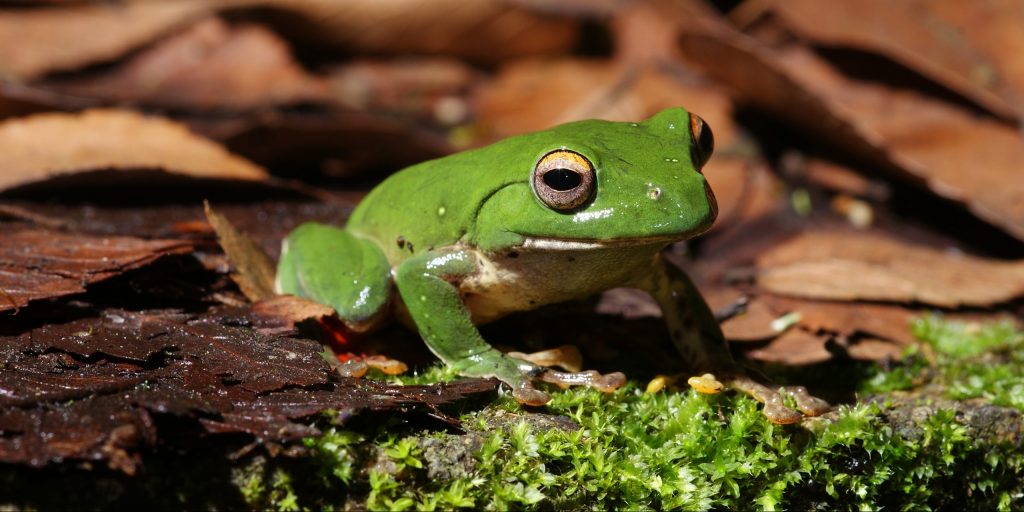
left=519, top=235, right=682, bottom=251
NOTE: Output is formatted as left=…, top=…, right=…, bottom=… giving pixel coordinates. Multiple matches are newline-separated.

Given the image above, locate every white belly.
left=458, top=241, right=664, bottom=324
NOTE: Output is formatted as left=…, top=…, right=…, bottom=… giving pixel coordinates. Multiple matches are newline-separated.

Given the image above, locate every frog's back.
left=345, top=140, right=525, bottom=264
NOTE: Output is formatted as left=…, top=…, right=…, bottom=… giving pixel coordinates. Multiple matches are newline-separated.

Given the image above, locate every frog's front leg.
left=393, top=248, right=550, bottom=406
left=634, top=254, right=830, bottom=424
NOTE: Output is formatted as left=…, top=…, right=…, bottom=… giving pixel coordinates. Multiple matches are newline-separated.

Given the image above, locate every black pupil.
left=543, top=168, right=581, bottom=191
left=696, top=124, right=714, bottom=160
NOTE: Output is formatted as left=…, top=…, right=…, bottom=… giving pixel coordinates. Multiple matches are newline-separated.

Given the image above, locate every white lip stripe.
left=520, top=238, right=608, bottom=250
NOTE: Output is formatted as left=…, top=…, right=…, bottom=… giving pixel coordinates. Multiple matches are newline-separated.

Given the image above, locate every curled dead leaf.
left=756, top=230, right=1024, bottom=308
left=249, top=295, right=335, bottom=333
left=43, top=17, right=330, bottom=111
left=474, top=59, right=738, bottom=146
left=738, top=0, right=1024, bottom=120
left=0, top=1, right=214, bottom=80
left=203, top=202, right=277, bottom=302
left=745, top=328, right=832, bottom=365
left=0, top=109, right=266, bottom=193
left=678, top=18, right=1024, bottom=242
left=251, top=0, right=578, bottom=64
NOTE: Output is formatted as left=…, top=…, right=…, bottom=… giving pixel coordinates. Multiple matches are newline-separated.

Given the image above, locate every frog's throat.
left=519, top=235, right=678, bottom=251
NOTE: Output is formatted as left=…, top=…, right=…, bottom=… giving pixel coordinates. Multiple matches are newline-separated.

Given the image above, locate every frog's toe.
left=687, top=373, right=725, bottom=394
left=512, top=384, right=551, bottom=406
left=537, top=369, right=627, bottom=393
left=761, top=396, right=804, bottom=425
left=781, top=385, right=831, bottom=417
left=726, top=373, right=828, bottom=424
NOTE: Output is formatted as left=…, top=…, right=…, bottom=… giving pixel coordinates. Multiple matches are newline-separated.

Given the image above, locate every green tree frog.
left=277, top=108, right=829, bottom=424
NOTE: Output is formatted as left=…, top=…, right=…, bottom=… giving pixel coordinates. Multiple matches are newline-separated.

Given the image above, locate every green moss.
left=862, top=316, right=1024, bottom=410
left=252, top=316, right=1021, bottom=510
left=262, top=382, right=1020, bottom=510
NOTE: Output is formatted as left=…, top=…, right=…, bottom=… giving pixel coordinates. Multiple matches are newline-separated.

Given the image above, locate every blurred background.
left=2, top=0, right=1024, bottom=366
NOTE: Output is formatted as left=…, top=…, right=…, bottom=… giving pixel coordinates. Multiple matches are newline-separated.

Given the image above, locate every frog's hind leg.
left=634, top=254, right=830, bottom=425
left=276, top=222, right=392, bottom=332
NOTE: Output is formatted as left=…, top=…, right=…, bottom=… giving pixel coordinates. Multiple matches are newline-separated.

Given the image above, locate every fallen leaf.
left=0, top=229, right=192, bottom=313
left=771, top=47, right=1024, bottom=241
left=678, top=20, right=1024, bottom=242
left=845, top=337, right=905, bottom=362
left=248, top=295, right=336, bottom=334
left=745, top=328, right=831, bottom=365
left=474, top=59, right=738, bottom=146
left=768, top=297, right=918, bottom=347
left=779, top=153, right=890, bottom=201
left=206, top=110, right=452, bottom=180
left=738, top=0, right=1024, bottom=120
left=328, top=58, right=480, bottom=124
left=717, top=294, right=781, bottom=342
left=756, top=230, right=1024, bottom=307
left=0, top=1, right=214, bottom=80
left=204, top=201, right=277, bottom=302
left=250, top=0, right=578, bottom=64
left=704, top=159, right=782, bottom=235
left=0, top=109, right=266, bottom=193
left=42, top=17, right=330, bottom=111
left=5, top=199, right=350, bottom=261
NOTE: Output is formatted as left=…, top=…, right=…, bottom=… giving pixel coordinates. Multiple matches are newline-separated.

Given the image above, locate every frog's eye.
left=532, top=149, right=595, bottom=211
left=689, top=113, right=714, bottom=170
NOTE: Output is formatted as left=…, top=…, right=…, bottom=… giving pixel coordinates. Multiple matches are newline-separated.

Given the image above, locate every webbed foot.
left=722, top=372, right=830, bottom=424
left=504, top=347, right=627, bottom=404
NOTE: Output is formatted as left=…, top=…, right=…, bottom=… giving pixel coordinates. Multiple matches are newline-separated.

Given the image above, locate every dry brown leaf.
left=704, top=158, right=782, bottom=237
left=756, top=230, right=1024, bottom=307
left=249, top=295, right=335, bottom=331
left=203, top=202, right=277, bottom=302
left=738, top=0, right=1024, bottom=120
left=252, top=0, right=578, bottom=64
left=328, top=58, right=480, bottom=123
left=699, top=287, right=778, bottom=341
left=721, top=297, right=780, bottom=342
left=766, top=296, right=918, bottom=347
left=704, top=285, right=916, bottom=347
left=205, top=110, right=452, bottom=180
left=745, top=328, right=831, bottom=365
left=0, top=229, right=192, bottom=312
left=0, top=109, right=266, bottom=193
left=474, top=59, right=739, bottom=146
left=0, top=1, right=214, bottom=80
left=845, top=337, right=905, bottom=362
left=679, top=20, right=1024, bottom=242
left=43, top=17, right=329, bottom=111
left=780, top=153, right=890, bottom=202
left=773, top=48, right=1024, bottom=240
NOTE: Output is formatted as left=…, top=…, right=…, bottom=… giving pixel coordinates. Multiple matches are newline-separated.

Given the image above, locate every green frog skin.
left=276, top=108, right=829, bottom=424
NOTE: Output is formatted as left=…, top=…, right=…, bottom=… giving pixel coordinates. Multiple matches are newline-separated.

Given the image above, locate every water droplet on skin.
left=630, top=123, right=639, bottom=127
left=668, top=123, right=676, bottom=130
left=671, top=158, right=679, bottom=163
left=647, top=186, right=662, bottom=200
left=664, top=158, right=672, bottom=162
left=438, top=206, right=446, bottom=216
